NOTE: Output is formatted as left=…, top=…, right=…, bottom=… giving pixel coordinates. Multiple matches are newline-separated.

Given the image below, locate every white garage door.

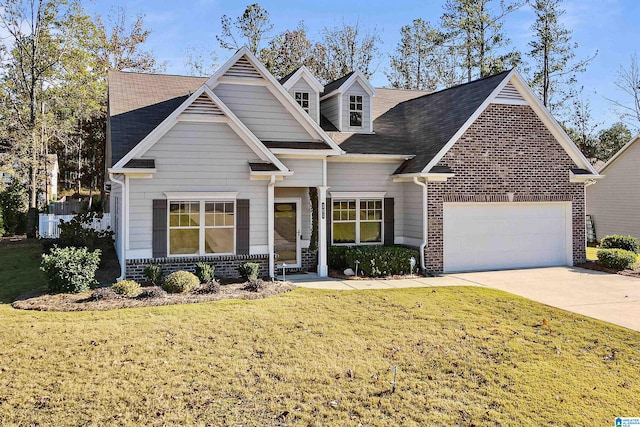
left=443, top=202, right=572, bottom=273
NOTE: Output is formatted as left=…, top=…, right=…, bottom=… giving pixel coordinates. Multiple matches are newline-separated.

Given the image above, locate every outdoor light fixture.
left=354, top=260, right=360, bottom=277
left=409, top=256, right=416, bottom=275
left=281, top=262, right=287, bottom=281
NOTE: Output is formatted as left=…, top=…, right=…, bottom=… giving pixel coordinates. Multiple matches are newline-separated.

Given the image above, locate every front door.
left=274, top=198, right=301, bottom=268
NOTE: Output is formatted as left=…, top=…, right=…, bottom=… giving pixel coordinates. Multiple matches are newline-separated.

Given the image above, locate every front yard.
left=0, top=242, right=638, bottom=425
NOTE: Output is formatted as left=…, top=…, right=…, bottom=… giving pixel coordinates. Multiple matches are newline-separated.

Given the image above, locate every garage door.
left=443, top=202, right=572, bottom=273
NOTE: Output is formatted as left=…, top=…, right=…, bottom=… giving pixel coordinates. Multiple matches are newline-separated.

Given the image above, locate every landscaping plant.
left=597, top=248, right=637, bottom=270
left=598, top=234, right=640, bottom=254
left=41, top=246, right=101, bottom=293
left=344, top=245, right=420, bottom=277
left=58, top=211, right=114, bottom=252
left=237, top=262, right=260, bottom=280
left=111, top=280, right=142, bottom=297
left=162, top=270, right=200, bottom=293
left=143, top=264, right=163, bottom=286
left=194, top=262, right=215, bottom=283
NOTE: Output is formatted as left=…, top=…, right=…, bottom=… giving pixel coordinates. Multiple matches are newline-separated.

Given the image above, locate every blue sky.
left=83, top=0, right=640, bottom=128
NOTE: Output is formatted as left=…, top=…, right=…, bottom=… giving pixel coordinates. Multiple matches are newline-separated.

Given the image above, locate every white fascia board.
left=271, top=149, right=337, bottom=157
left=319, top=72, right=377, bottom=100
left=282, top=66, right=324, bottom=92
left=207, top=48, right=344, bottom=156
left=569, top=171, right=604, bottom=183
left=391, top=172, right=455, bottom=182
left=508, top=70, right=599, bottom=174
left=420, top=70, right=515, bottom=174
left=598, top=135, right=640, bottom=173
left=107, top=168, right=156, bottom=176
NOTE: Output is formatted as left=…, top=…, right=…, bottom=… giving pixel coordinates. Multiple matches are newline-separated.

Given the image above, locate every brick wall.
left=425, top=103, right=586, bottom=272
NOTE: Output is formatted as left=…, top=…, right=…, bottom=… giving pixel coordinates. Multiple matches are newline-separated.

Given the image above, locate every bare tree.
left=607, top=53, right=640, bottom=132
left=216, top=3, right=273, bottom=55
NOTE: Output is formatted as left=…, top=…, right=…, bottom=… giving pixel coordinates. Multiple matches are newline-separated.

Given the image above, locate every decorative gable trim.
left=179, top=93, right=225, bottom=121
left=281, top=66, right=324, bottom=92
left=597, top=134, right=640, bottom=173
left=420, top=69, right=599, bottom=176
left=493, top=81, right=527, bottom=105
left=111, top=84, right=289, bottom=173
left=320, top=71, right=376, bottom=100
left=223, top=55, right=262, bottom=79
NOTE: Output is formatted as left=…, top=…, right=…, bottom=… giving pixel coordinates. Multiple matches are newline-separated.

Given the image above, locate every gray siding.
left=276, top=158, right=323, bottom=187
left=327, top=161, right=405, bottom=241
left=403, top=182, right=423, bottom=241
left=320, top=95, right=340, bottom=130
left=587, top=142, right=640, bottom=241
left=288, top=79, right=319, bottom=124
left=213, top=83, right=315, bottom=142
left=127, top=121, right=268, bottom=259
left=342, top=81, right=372, bottom=133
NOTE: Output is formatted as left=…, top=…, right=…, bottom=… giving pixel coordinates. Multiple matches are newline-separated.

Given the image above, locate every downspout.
left=108, top=172, right=126, bottom=281
left=413, top=177, right=428, bottom=274
left=268, top=175, right=276, bottom=279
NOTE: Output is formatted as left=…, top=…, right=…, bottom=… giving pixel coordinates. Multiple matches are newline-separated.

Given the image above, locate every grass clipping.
left=12, top=280, right=295, bottom=312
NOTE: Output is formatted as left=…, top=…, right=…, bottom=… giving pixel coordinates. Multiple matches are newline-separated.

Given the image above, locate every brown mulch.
left=328, top=269, right=425, bottom=280
left=11, top=281, right=295, bottom=312
left=576, top=261, right=640, bottom=278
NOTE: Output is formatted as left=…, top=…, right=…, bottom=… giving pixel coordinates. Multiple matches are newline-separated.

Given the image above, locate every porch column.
left=317, top=185, right=329, bottom=277
left=268, top=176, right=276, bottom=278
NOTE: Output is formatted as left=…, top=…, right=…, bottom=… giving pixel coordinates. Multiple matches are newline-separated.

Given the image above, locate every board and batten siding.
left=126, top=121, right=268, bottom=259
left=587, top=141, right=640, bottom=241
left=320, top=95, right=340, bottom=130
left=213, top=83, right=315, bottom=142
left=287, top=79, right=319, bottom=124
left=327, top=162, right=405, bottom=243
left=342, top=81, right=372, bottom=133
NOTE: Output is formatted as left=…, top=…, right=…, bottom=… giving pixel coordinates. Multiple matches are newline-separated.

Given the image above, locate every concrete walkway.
left=290, top=267, right=640, bottom=332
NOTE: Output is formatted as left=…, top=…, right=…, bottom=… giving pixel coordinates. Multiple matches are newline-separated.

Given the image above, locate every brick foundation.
left=425, top=103, right=586, bottom=273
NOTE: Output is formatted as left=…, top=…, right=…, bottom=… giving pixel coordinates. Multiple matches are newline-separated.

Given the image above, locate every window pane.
left=169, top=229, right=199, bottom=254
left=350, top=112, right=362, bottom=127
left=360, top=222, right=381, bottom=243
left=224, top=202, right=235, bottom=226
left=205, top=228, right=234, bottom=253
left=188, top=202, right=200, bottom=226
left=333, top=222, right=355, bottom=244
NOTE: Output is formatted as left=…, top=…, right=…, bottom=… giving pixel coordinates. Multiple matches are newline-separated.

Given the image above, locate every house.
left=106, top=47, right=600, bottom=281
left=587, top=135, right=640, bottom=241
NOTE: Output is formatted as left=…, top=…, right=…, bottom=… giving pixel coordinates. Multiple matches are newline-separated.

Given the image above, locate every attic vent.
left=494, top=82, right=525, bottom=103
left=223, top=55, right=262, bottom=79
left=183, top=94, right=224, bottom=117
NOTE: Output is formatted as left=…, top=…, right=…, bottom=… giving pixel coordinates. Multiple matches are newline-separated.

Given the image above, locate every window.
left=332, top=199, right=382, bottom=245
left=295, top=92, right=310, bottom=113
left=349, top=95, right=363, bottom=127
left=169, top=200, right=235, bottom=255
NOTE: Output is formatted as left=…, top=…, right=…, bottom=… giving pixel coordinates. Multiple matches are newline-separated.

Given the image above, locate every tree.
left=597, top=122, right=632, bottom=162
left=564, top=95, right=600, bottom=161
left=607, top=53, right=640, bottom=132
left=216, top=3, right=273, bottom=55
left=528, top=0, right=596, bottom=113
left=319, top=20, right=382, bottom=82
left=387, top=18, right=458, bottom=91
left=441, top=0, right=521, bottom=82
left=184, top=43, right=218, bottom=76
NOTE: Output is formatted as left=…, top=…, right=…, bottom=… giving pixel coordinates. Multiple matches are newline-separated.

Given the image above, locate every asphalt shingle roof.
left=321, top=72, right=354, bottom=96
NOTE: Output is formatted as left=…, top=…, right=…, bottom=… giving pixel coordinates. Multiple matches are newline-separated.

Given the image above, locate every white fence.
left=38, top=214, right=112, bottom=239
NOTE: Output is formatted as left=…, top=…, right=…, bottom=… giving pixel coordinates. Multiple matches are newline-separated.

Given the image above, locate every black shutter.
left=384, top=197, right=394, bottom=246
left=326, top=198, right=332, bottom=247
left=152, top=199, right=167, bottom=258
left=236, top=199, right=250, bottom=255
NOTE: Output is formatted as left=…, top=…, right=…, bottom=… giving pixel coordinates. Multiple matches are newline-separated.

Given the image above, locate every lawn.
left=0, top=242, right=639, bottom=426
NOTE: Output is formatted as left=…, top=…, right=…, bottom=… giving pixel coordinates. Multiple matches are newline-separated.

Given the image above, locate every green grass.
left=0, top=243, right=639, bottom=426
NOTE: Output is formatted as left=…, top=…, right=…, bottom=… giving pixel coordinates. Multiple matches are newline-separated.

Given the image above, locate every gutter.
left=108, top=172, right=126, bottom=281
left=267, top=175, right=276, bottom=279
left=413, top=177, right=428, bottom=274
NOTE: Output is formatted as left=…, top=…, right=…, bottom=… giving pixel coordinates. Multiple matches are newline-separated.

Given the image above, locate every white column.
left=317, top=185, right=329, bottom=277
left=267, top=176, right=276, bottom=278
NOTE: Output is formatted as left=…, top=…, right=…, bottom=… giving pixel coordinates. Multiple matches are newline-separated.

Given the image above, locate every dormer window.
left=295, top=92, right=310, bottom=114
left=349, top=95, right=363, bottom=127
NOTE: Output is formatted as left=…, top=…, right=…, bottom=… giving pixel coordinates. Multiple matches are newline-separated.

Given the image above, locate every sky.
left=82, top=0, right=640, bottom=129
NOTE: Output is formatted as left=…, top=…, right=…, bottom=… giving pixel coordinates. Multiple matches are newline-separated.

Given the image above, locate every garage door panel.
left=443, top=202, right=571, bottom=273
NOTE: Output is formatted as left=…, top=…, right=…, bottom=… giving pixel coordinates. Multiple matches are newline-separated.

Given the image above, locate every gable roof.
left=321, top=70, right=376, bottom=98
left=279, top=66, right=324, bottom=92
left=321, top=72, right=354, bottom=96
left=108, top=71, right=207, bottom=167
left=597, top=135, right=640, bottom=173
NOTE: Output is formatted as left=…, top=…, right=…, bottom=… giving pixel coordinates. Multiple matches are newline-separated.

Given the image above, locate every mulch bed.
left=329, top=269, right=425, bottom=280
left=12, top=281, right=295, bottom=312
left=576, top=261, right=640, bottom=278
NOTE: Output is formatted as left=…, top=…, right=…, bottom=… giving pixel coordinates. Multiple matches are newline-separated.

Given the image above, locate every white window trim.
left=294, top=91, right=310, bottom=114
left=330, top=191, right=386, bottom=199
left=331, top=197, right=384, bottom=246
left=349, top=94, right=363, bottom=127
left=166, top=199, right=237, bottom=257
left=164, top=192, right=238, bottom=201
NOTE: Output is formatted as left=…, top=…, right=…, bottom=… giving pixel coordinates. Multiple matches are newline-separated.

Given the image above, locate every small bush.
left=143, top=264, right=163, bottom=286
left=58, top=211, right=114, bottom=252
left=41, top=246, right=101, bottom=293
left=192, top=281, right=221, bottom=294
left=243, top=278, right=268, bottom=292
left=328, top=246, right=351, bottom=270
left=136, top=287, right=168, bottom=299
left=111, top=280, right=141, bottom=297
left=237, top=262, right=260, bottom=280
left=0, top=179, right=27, bottom=236
left=162, top=270, right=200, bottom=293
left=599, top=235, right=640, bottom=254
left=597, top=249, right=637, bottom=270
left=89, top=287, right=119, bottom=301
left=195, top=262, right=215, bottom=283
left=344, top=246, right=420, bottom=278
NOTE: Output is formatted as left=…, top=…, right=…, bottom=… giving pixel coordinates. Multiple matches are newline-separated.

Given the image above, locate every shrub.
left=344, top=246, right=420, bottom=278
left=193, top=281, right=221, bottom=294
left=162, top=270, right=200, bottom=293
left=111, top=280, right=141, bottom=297
left=237, top=262, right=260, bottom=280
left=243, top=278, right=268, bottom=292
left=0, top=178, right=27, bottom=236
left=328, top=246, right=351, bottom=270
left=58, top=211, right=114, bottom=252
left=599, top=235, right=640, bottom=254
left=41, top=246, right=101, bottom=293
left=143, top=264, right=163, bottom=286
left=136, top=287, right=168, bottom=299
left=597, top=249, right=637, bottom=270
left=89, top=287, right=119, bottom=301
left=0, top=209, right=4, bottom=237
left=195, top=262, right=215, bottom=283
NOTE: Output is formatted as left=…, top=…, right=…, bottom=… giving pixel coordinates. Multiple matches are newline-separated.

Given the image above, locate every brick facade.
left=425, top=103, right=586, bottom=273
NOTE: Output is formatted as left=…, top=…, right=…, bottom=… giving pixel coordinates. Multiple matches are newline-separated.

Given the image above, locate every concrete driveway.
left=447, top=267, right=640, bottom=332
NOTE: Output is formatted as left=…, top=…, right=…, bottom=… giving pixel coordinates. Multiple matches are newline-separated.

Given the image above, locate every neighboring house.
left=106, top=47, right=600, bottom=281
left=587, top=135, right=640, bottom=241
